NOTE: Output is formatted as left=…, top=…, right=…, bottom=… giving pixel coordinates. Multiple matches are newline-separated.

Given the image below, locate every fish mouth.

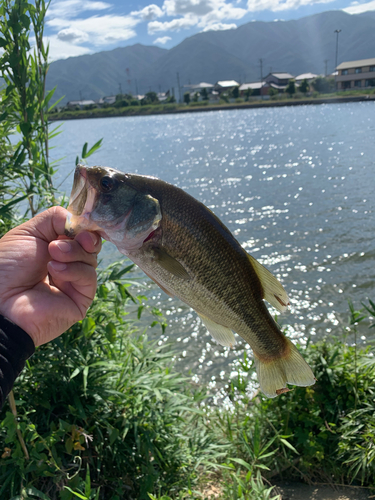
left=65, top=164, right=98, bottom=237
left=67, top=164, right=88, bottom=215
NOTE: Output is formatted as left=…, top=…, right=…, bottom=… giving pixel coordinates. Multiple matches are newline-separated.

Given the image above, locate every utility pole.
left=176, top=72, right=181, bottom=103
left=259, top=58, right=263, bottom=99
left=334, top=29, right=341, bottom=91
left=324, top=59, right=328, bottom=77
left=334, top=29, right=341, bottom=70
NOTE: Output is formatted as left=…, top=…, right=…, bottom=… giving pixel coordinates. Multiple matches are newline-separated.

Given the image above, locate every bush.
left=0, top=263, right=225, bottom=499
left=211, top=300, right=375, bottom=490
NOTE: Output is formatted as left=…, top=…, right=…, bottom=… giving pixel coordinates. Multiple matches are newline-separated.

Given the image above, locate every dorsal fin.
left=198, top=313, right=236, bottom=348
left=247, top=254, right=290, bottom=313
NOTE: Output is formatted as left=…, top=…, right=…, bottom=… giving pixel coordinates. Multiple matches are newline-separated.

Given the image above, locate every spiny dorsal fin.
left=153, top=247, right=190, bottom=281
left=198, top=313, right=236, bottom=348
left=247, top=254, right=290, bottom=313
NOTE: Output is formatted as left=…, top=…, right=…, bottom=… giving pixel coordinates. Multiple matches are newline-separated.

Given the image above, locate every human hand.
left=0, top=206, right=102, bottom=346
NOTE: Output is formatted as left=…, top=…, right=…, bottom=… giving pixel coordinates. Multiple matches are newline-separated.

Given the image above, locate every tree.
left=299, top=79, right=309, bottom=94
left=192, top=92, right=199, bottom=103
left=268, top=87, right=278, bottom=97
left=285, top=79, right=296, bottom=97
left=201, top=87, right=209, bottom=100
left=312, top=77, right=335, bottom=94
left=245, top=88, right=252, bottom=101
left=183, top=92, right=190, bottom=105
left=141, top=91, right=159, bottom=105
left=232, top=86, right=239, bottom=99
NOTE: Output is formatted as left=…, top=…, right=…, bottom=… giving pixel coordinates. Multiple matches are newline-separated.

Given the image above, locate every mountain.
left=47, top=10, right=375, bottom=105
left=47, top=44, right=167, bottom=104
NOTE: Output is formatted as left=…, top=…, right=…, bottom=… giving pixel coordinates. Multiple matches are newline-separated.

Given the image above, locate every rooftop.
left=266, top=72, right=294, bottom=79
left=337, top=58, right=375, bottom=70
left=216, top=80, right=239, bottom=87
left=184, top=82, right=214, bottom=89
left=239, top=82, right=265, bottom=90
left=295, top=72, right=318, bottom=81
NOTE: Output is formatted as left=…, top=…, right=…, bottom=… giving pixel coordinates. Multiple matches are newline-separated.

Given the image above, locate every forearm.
left=0, top=315, right=35, bottom=412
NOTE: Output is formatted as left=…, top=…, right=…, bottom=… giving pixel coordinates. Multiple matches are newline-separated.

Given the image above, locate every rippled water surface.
left=53, top=102, right=375, bottom=387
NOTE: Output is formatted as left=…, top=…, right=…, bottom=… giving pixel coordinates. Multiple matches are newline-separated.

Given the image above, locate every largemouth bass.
left=65, top=164, right=315, bottom=398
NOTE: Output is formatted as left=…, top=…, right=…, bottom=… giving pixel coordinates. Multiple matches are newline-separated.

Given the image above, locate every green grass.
left=1, top=256, right=375, bottom=499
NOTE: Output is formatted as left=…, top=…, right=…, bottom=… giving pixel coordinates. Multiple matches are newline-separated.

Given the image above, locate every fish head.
left=65, top=164, right=162, bottom=252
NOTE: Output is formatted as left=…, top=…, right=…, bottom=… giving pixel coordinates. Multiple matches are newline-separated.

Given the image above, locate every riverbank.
left=49, top=93, right=375, bottom=121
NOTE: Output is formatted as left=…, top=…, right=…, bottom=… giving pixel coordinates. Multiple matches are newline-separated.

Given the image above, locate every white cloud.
left=148, top=15, right=197, bottom=33
left=164, top=0, right=218, bottom=16
left=153, top=36, right=172, bottom=44
left=47, top=0, right=111, bottom=19
left=47, top=14, right=139, bottom=46
left=343, top=0, right=375, bottom=14
left=44, top=35, right=92, bottom=60
left=132, top=4, right=164, bottom=20
left=46, top=0, right=141, bottom=59
left=148, top=0, right=247, bottom=33
left=57, top=27, right=89, bottom=43
left=247, top=0, right=333, bottom=12
left=202, top=22, right=237, bottom=31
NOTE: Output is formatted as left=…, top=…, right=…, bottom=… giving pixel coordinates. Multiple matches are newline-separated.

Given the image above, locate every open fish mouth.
left=67, top=165, right=88, bottom=215
left=65, top=165, right=99, bottom=237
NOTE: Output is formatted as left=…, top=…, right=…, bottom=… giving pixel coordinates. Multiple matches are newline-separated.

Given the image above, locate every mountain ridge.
left=46, top=10, right=375, bottom=105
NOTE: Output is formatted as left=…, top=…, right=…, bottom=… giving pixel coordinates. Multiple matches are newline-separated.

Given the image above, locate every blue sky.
left=44, top=0, right=375, bottom=61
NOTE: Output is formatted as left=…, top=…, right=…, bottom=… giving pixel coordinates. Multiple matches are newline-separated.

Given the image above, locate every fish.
left=65, top=164, right=315, bottom=398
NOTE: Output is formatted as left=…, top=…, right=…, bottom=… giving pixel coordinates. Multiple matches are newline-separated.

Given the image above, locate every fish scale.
left=65, top=164, right=315, bottom=398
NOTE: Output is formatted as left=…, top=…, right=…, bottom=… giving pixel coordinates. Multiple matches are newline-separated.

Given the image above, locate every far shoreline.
left=49, top=94, right=375, bottom=122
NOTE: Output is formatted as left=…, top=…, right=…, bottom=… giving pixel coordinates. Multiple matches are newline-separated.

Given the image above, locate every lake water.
left=52, top=102, right=375, bottom=390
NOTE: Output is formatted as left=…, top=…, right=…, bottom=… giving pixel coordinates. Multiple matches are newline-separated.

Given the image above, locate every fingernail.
left=89, top=233, right=99, bottom=245
left=49, top=261, right=67, bottom=271
left=56, top=241, right=71, bottom=253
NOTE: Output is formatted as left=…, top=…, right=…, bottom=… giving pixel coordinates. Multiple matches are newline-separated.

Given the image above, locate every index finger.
left=74, top=231, right=102, bottom=255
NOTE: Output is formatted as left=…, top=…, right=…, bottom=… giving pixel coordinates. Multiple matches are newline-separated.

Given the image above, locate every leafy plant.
left=0, top=0, right=59, bottom=219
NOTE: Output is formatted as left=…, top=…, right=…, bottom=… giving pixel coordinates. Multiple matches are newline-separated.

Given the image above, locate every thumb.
left=16, top=206, right=69, bottom=243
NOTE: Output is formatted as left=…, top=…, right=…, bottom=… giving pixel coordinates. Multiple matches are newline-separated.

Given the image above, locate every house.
left=214, top=80, right=239, bottom=94
left=97, top=96, right=117, bottom=106
left=295, top=73, right=318, bottom=84
left=239, top=82, right=267, bottom=96
left=336, top=58, right=375, bottom=90
left=264, top=72, right=294, bottom=92
left=183, top=82, right=214, bottom=93
left=66, top=99, right=96, bottom=109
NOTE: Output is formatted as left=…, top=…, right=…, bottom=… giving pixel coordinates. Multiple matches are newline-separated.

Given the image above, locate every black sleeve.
left=0, top=315, right=35, bottom=412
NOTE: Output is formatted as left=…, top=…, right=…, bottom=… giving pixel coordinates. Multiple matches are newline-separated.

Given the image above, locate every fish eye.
left=99, top=176, right=116, bottom=192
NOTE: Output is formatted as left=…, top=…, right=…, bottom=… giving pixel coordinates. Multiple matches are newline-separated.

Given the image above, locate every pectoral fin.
left=198, top=313, right=236, bottom=348
left=247, top=254, right=290, bottom=313
left=153, top=247, right=190, bottom=281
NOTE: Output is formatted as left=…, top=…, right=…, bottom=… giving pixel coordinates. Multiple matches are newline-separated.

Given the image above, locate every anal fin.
left=198, top=313, right=236, bottom=348
left=247, top=253, right=290, bottom=312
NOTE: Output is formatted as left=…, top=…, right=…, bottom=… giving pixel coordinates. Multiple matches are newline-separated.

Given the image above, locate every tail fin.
left=254, top=338, right=315, bottom=398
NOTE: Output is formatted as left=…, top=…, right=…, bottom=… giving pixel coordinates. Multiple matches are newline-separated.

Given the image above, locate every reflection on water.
left=52, top=102, right=375, bottom=388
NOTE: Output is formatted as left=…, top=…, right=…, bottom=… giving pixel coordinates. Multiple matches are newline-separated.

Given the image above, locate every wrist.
left=0, top=314, right=36, bottom=350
